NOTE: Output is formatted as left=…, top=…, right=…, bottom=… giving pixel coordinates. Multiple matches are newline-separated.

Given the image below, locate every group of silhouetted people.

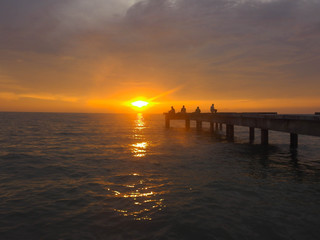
left=168, top=104, right=217, bottom=114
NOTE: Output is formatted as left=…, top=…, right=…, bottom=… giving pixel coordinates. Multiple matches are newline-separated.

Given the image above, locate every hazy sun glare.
left=131, top=101, right=149, bottom=108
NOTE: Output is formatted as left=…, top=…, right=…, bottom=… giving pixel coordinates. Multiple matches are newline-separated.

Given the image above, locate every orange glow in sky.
left=1, top=1, right=320, bottom=114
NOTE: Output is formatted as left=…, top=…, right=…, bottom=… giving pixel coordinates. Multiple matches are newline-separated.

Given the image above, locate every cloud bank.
left=1, top=0, right=320, bottom=112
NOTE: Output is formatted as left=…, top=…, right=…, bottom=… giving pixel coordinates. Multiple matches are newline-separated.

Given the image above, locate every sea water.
left=1, top=112, right=320, bottom=240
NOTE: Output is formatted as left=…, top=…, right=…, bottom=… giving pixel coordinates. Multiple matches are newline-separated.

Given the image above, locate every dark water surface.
left=1, top=112, right=320, bottom=240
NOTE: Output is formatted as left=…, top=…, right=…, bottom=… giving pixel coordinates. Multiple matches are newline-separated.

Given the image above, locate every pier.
left=164, top=112, right=320, bottom=148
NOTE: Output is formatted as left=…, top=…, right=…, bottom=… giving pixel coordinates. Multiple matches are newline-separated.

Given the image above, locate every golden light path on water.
left=111, top=113, right=166, bottom=221
left=131, top=142, right=148, bottom=158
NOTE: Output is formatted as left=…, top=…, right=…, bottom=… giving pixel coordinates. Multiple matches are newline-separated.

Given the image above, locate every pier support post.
left=261, top=129, right=269, bottom=145
left=290, top=133, right=298, bottom=148
left=249, top=127, right=255, bottom=143
left=219, top=123, right=223, bottom=130
left=165, top=117, right=170, bottom=128
left=226, top=124, right=234, bottom=141
left=210, top=122, right=214, bottom=133
left=185, top=119, right=190, bottom=130
left=196, top=121, right=202, bottom=131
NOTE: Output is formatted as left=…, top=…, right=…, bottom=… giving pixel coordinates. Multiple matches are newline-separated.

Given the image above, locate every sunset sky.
left=1, top=0, right=320, bottom=113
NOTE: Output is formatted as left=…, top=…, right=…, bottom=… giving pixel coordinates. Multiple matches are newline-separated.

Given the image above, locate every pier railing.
left=164, top=112, right=320, bottom=148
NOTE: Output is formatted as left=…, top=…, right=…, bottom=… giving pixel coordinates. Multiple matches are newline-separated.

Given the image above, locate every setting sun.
left=131, top=100, right=149, bottom=108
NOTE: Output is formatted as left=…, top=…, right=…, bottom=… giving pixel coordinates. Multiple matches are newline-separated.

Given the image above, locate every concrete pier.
left=164, top=112, right=320, bottom=148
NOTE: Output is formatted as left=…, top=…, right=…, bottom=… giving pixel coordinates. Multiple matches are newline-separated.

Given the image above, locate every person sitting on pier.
left=181, top=105, right=186, bottom=114
left=169, top=106, right=175, bottom=114
left=210, top=104, right=217, bottom=113
left=195, top=106, right=201, bottom=114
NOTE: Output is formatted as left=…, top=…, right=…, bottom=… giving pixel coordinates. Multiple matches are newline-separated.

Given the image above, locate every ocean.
left=1, top=112, right=320, bottom=240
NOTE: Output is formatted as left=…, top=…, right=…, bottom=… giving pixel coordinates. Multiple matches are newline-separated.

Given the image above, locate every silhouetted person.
left=169, top=106, right=175, bottom=114
left=181, top=105, right=186, bottom=113
left=195, top=106, right=201, bottom=114
left=210, top=104, right=217, bottom=113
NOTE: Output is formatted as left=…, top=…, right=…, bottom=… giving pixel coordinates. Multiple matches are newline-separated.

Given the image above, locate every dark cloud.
left=0, top=0, right=66, bottom=53
left=0, top=0, right=130, bottom=53
left=122, top=0, right=320, bottom=94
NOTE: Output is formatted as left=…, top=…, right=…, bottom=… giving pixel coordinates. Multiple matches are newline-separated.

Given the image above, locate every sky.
left=1, top=0, right=320, bottom=113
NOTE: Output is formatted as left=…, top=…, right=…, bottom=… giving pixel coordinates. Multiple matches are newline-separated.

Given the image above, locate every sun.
left=131, top=100, right=149, bottom=108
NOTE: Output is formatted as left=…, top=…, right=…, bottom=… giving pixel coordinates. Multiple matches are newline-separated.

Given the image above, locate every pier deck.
left=164, top=112, right=320, bottom=148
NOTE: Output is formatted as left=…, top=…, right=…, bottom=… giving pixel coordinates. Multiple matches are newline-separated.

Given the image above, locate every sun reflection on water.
left=131, top=142, right=148, bottom=157
left=106, top=173, right=167, bottom=221
left=132, top=113, right=145, bottom=140
left=134, top=113, right=146, bottom=131
left=106, top=114, right=166, bottom=221
left=131, top=113, right=149, bottom=157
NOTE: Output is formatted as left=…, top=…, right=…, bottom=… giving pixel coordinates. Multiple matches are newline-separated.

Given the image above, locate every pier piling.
left=290, top=133, right=298, bottom=148
left=210, top=122, right=214, bottom=133
left=249, top=127, right=255, bottom=143
left=196, top=121, right=202, bottom=131
left=226, top=124, right=234, bottom=141
left=261, top=129, right=269, bottom=145
left=186, top=119, right=190, bottom=129
left=165, top=117, right=170, bottom=128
